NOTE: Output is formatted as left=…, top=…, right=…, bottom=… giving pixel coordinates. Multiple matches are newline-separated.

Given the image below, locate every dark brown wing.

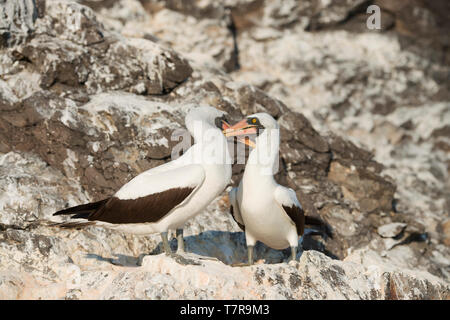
left=88, top=187, right=195, bottom=224
left=282, top=204, right=305, bottom=236
left=230, top=205, right=245, bottom=231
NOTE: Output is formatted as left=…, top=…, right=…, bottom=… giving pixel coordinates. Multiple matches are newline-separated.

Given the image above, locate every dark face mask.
left=215, top=114, right=230, bottom=130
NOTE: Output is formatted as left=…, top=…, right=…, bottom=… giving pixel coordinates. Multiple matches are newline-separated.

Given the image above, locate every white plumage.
left=226, top=113, right=305, bottom=264
left=54, top=106, right=232, bottom=255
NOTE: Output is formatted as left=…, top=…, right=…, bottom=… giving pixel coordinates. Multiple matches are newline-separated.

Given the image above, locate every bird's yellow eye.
left=252, top=118, right=257, bottom=124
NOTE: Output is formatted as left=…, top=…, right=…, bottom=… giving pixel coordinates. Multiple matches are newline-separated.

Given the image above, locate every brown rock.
left=0, top=133, right=10, bottom=153
left=84, top=166, right=110, bottom=189
left=328, top=161, right=396, bottom=213
left=0, top=98, right=17, bottom=111
left=235, top=84, right=286, bottom=119
left=279, top=111, right=329, bottom=153
left=441, top=219, right=450, bottom=247
left=0, top=106, right=42, bottom=128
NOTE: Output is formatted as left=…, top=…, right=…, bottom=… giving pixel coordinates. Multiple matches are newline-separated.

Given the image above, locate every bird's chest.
left=239, top=175, right=290, bottom=238
left=202, top=164, right=231, bottom=192
left=240, top=171, right=275, bottom=212
left=240, top=184, right=278, bottom=221
left=240, top=197, right=288, bottom=245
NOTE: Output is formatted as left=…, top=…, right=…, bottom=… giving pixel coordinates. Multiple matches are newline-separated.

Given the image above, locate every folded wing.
left=229, top=186, right=245, bottom=231
left=55, top=164, right=205, bottom=225
left=274, top=186, right=305, bottom=236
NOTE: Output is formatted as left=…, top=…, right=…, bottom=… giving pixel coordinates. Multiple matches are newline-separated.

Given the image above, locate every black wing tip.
left=53, top=208, right=71, bottom=216
left=53, top=199, right=109, bottom=217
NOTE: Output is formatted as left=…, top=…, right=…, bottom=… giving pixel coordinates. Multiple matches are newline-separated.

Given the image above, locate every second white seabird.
left=225, top=113, right=306, bottom=265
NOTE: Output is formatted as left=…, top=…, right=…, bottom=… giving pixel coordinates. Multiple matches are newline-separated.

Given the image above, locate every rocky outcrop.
left=0, top=0, right=448, bottom=299
left=3, top=217, right=443, bottom=300
left=1, top=224, right=448, bottom=299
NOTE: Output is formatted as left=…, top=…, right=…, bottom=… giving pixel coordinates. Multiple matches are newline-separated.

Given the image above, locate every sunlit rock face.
left=0, top=0, right=448, bottom=299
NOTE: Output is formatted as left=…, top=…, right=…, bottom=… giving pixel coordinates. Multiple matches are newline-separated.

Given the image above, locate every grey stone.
left=377, top=223, right=407, bottom=238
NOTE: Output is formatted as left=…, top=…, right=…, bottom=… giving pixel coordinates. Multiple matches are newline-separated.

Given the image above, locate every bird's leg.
left=231, top=245, right=255, bottom=267
left=176, top=228, right=185, bottom=253
left=289, top=246, right=297, bottom=262
left=231, top=233, right=256, bottom=267
left=158, top=230, right=202, bottom=266
left=160, top=232, right=172, bottom=255
left=248, top=245, right=254, bottom=265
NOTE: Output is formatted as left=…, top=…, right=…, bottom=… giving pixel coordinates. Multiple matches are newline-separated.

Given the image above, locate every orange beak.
left=223, top=118, right=258, bottom=148
left=221, top=120, right=231, bottom=131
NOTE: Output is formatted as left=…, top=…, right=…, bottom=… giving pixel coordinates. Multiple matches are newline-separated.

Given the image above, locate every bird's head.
left=185, top=106, right=231, bottom=135
left=223, top=113, right=279, bottom=148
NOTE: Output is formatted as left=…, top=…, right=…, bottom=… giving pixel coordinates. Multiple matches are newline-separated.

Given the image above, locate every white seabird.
left=54, top=106, right=234, bottom=255
left=224, top=113, right=306, bottom=265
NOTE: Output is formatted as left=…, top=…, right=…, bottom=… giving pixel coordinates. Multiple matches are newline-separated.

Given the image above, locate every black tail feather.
left=71, top=212, right=92, bottom=220
left=305, top=215, right=333, bottom=239
left=51, top=221, right=96, bottom=229
left=53, top=199, right=109, bottom=218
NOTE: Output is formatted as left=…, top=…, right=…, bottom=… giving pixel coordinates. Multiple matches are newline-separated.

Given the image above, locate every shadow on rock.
left=149, top=230, right=301, bottom=265
left=86, top=230, right=338, bottom=267
left=85, top=253, right=145, bottom=267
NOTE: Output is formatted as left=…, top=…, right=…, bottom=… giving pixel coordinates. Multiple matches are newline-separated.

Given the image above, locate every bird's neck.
left=244, top=129, right=279, bottom=182
left=190, top=125, right=231, bottom=165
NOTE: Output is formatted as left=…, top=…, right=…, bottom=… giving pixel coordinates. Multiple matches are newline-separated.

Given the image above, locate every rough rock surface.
left=0, top=0, right=449, bottom=299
